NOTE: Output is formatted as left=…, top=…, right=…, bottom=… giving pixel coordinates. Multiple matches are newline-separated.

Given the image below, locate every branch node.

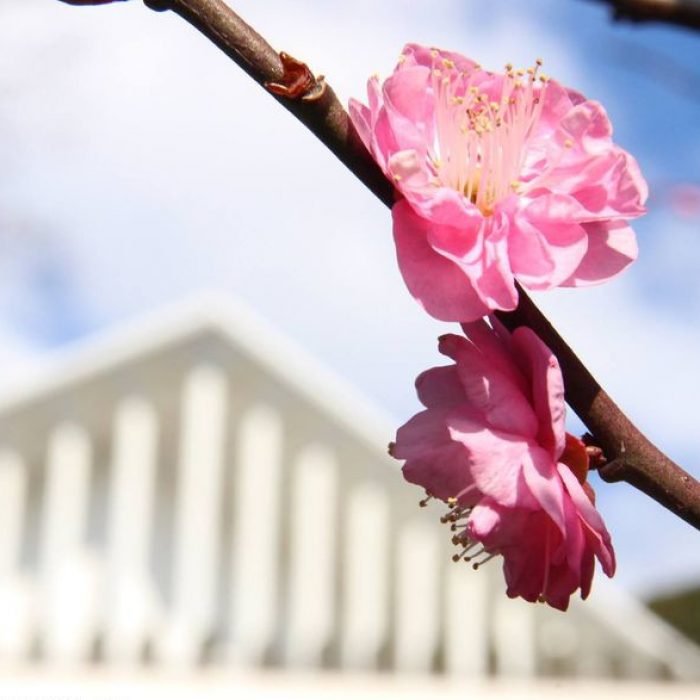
left=597, top=456, right=629, bottom=483
left=265, top=52, right=325, bottom=101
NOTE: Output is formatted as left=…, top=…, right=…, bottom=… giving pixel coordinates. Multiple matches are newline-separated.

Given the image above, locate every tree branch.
left=585, top=0, right=700, bottom=31
left=57, top=0, right=700, bottom=530
left=58, top=1, right=129, bottom=5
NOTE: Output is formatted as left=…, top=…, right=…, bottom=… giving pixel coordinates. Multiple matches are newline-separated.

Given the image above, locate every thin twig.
left=57, top=0, right=700, bottom=530
left=585, top=0, right=700, bottom=31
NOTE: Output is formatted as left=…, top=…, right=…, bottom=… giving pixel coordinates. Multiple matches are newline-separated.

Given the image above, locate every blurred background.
left=0, top=0, right=699, bottom=696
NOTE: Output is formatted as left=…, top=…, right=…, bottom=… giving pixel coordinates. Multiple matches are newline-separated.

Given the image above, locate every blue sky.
left=1, top=0, right=699, bottom=597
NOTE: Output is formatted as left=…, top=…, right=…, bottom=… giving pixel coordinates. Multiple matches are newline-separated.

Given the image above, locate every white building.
left=0, top=296, right=697, bottom=697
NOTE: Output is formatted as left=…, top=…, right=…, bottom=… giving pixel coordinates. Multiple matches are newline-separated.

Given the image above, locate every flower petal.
left=509, top=203, right=588, bottom=289
left=558, top=464, right=616, bottom=577
left=395, top=408, right=477, bottom=502
left=522, top=446, right=566, bottom=532
left=415, top=365, right=464, bottom=409
left=392, top=200, right=492, bottom=321
left=563, top=220, right=638, bottom=287
left=511, top=327, right=566, bottom=459
left=439, top=332, right=539, bottom=438
left=447, top=408, right=537, bottom=509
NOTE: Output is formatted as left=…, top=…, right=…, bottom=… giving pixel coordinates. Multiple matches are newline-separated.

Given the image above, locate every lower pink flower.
left=391, top=319, right=615, bottom=611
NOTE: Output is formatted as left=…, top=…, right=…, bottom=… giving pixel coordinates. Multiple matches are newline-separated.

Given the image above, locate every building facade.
left=0, top=298, right=697, bottom=684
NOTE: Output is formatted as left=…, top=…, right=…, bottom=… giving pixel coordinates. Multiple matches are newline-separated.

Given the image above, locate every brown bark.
left=587, top=0, right=700, bottom=31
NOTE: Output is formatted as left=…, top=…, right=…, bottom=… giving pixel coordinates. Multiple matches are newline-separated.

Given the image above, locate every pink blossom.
left=350, top=44, right=647, bottom=321
left=391, top=320, right=615, bottom=610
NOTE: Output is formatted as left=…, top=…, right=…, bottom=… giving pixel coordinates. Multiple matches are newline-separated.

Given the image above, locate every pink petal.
left=533, top=79, right=580, bottom=136
left=438, top=333, right=539, bottom=438
left=392, top=200, right=492, bottom=321
left=522, top=447, right=566, bottom=532
left=509, top=203, right=589, bottom=289
left=415, top=365, right=464, bottom=409
left=469, top=502, right=552, bottom=605
left=382, top=65, right=434, bottom=150
left=467, top=498, right=502, bottom=538
left=399, top=43, right=479, bottom=74
left=388, top=150, right=433, bottom=193
left=563, top=220, right=638, bottom=287
left=472, top=214, right=520, bottom=311
left=405, top=185, right=481, bottom=229
left=461, top=319, right=531, bottom=398
left=559, top=100, right=613, bottom=154
left=571, top=150, right=647, bottom=220
left=558, top=465, right=616, bottom=577
left=395, top=408, right=477, bottom=502
left=348, top=98, right=373, bottom=153
left=447, top=408, right=537, bottom=509
left=511, top=327, right=566, bottom=459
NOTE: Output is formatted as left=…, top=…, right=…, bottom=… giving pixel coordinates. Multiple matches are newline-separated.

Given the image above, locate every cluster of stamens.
left=426, top=54, right=549, bottom=215
left=419, top=492, right=497, bottom=570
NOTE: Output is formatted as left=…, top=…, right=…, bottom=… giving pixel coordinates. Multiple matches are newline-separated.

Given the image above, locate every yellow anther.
left=442, top=58, right=455, bottom=69
left=535, top=57, right=543, bottom=66
left=431, top=49, right=439, bottom=57
left=505, top=62, right=513, bottom=71
left=489, top=101, right=499, bottom=111
left=564, top=138, right=574, bottom=148
left=393, top=174, right=402, bottom=182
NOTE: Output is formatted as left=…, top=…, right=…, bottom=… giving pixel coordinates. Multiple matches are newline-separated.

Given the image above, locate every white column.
left=339, top=483, right=388, bottom=670
left=283, top=444, right=337, bottom=667
left=0, top=450, right=26, bottom=577
left=492, top=582, right=537, bottom=677
left=158, top=366, right=228, bottom=666
left=539, top=614, right=582, bottom=676
left=443, top=562, right=491, bottom=676
left=0, top=449, right=34, bottom=662
left=394, top=519, right=440, bottom=673
left=40, top=423, right=98, bottom=664
left=228, top=404, right=283, bottom=664
left=104, top=398, right=160, bottom=664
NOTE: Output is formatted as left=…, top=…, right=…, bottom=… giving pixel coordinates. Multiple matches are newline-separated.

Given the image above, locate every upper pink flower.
left=350, top=44, right=647, bottom=321
left=391, top=319, right=615, bottom=610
